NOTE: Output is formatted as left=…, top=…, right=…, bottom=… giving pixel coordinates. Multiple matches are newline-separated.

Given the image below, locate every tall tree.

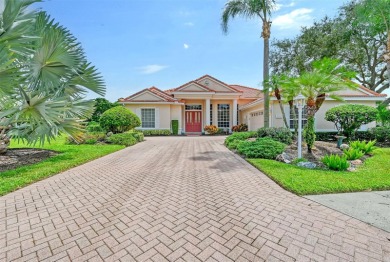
left=221, top=0, right=275, bottom=128
left=353, top=0, right=390, bottom=105
left=0, top=0, right=105, bottom=149
left=286, top=58, right=358, bottom=153
left=270, top=1, right=389, bottom=100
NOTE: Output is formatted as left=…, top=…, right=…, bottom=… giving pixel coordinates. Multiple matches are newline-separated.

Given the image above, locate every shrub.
left=86, top=121, right=104, bottom=132
left=126, top=131, right=144, bottom=142
left=141, top=129, right=171, bottom=136
left=315, top=131, right=376, bottom=142
left=377, top=104, right=390, bottom=127
left=106, top=133, right=137, bottom=146
left=100, top=106, right=141, bottom=133
left=325, top=104, right=378, bottom=138
left=232, top=124, right=248, bottom=132
left=350, top=140, right=376, bottom=155
left=369, top=127, right=390, bottom=143
left=343, top=148, right=364, bottom=160
left=322, top=154, right=349, bottom=171
left=171, top=120, right=179, bottom=135
left=204, top=125, right=218, bottom=135
left=303, top=117, right=316, bottom=152
left=66, top=132, right=106, bottom=145
left=237, top=138, right=286, bottom=159
left=225, top=131, right=257, bottom=149
left=257, top=127, right=293, bottom=144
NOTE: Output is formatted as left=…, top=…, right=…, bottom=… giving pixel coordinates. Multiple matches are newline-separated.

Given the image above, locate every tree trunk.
left=305, top=97, right=317, bottom=153
left=275, top=87, right=289, bottom=128
left=262, top=21, right=271, bottom=128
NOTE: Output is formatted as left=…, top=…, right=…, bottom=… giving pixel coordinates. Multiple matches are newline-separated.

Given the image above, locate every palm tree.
left=289, top=58, right=358, bottom=153
left=221, top=0, right=275, bottom=128
left=0, top=0, right=105, bottom=150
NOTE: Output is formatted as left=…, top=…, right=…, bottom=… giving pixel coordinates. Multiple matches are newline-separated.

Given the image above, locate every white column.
left=232, top=99, right=238, bottom=128
left=205, top=99, right=211, bottom=126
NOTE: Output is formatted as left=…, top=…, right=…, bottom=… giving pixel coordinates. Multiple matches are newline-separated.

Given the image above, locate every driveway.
left=1, top=136, right=389, bottom=261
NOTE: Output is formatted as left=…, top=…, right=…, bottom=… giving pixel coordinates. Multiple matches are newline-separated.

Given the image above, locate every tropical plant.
left=325, top=104, right=378, bottom=138
left=0, top=1, right=105, bottom=150
left=266, top=75, right=289, bottom=128
left=286, top=58, right=358, bottom=152
left=322, top=154, right=350, bottom=171
left=232, top=123, right=248, bottom=132
left=343, top=148, right=364, bottom=160
left=350, top=140, right=377, bottom=155
left=99, top=106, right=141, bottom=133
left=221, top=0, right=276, bottom=128
left=377, top=105, right=390, bottom=126
left=204, top=125, right=218, bottom=135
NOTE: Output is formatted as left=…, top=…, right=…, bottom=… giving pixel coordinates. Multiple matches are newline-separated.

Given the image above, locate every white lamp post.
left=294, top=93, right=305, bottom=159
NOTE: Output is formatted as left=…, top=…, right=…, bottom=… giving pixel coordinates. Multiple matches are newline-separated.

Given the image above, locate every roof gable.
left=174, top=81, right=214, bottom=92
left=195, top=75, right=240, bottom=93
left=333, top=86, right=387, bottom=97
left=120, top=87, right=176, bottom=102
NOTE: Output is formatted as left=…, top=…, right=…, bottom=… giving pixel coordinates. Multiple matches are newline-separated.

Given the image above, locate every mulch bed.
left=0, top=149, right=57, bottom=173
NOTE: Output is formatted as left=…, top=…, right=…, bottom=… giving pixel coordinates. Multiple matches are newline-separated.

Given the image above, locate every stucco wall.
left=125, top=104, right=172, bottom=130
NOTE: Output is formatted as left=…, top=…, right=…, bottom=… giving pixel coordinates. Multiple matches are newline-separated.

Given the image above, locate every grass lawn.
left=0, top=136, right=125, bottom=196
left=248, top=148, right=390, bottom=196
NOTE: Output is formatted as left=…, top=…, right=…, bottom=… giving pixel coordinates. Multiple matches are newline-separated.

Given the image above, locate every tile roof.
left=229, top=85, right=263, bottom=99
left=357, top=85, right=387, bottom=97
left=119, top=86, right=177, bottom=103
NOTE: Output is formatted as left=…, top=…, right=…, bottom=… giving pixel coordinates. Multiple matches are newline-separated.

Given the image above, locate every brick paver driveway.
left=1, top=137, right=390, bottom=262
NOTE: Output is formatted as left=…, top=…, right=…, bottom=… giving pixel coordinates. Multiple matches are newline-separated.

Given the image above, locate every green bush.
left=86, top=121, right=104, bottom=132
left=225, top=131, right=257, bottom=149
left=325, top=104, right=378, bottom=138
left=322, top=154, right=350, bottom=171
left=141, top=129, right=171, bottom=136
left=315, top=131, right=375, bottom=142
left=350, top=140, right=376, bottom=155
left=369, top=127, right=390, bottom=143
left=303, top=117, right=316, bottom=152
left=237, top=138, right=286, bottom=159
left=100, top=106, right=141, bottom=133
left=257, top=127, right=293, bottom=144
left=343, top=148, right=364, bottom=160
left=66, top=132, right=106, bottom=145
left=106, top=133, right=137, bottom=146
left=125, top=131, right=144, bottom=142
left=171, top=120, right=179, bottom=135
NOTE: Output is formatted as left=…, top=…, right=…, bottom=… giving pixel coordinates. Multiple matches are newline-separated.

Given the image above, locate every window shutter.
left=155, top=108, right=159, bottom=128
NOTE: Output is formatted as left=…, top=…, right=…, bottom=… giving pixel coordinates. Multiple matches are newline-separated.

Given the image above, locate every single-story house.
left=119, top=75, right=387, bottom=134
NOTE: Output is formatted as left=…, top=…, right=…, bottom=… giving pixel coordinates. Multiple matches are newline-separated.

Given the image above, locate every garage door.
left=249, top=111, right=264, bottom=131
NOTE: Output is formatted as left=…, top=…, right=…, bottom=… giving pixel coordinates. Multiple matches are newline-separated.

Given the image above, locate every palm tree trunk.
left=262, top=21, right=271, bottom=128
left=277, top=100, right=288, bottom=128
left=0, top=128, right=10, bottom=154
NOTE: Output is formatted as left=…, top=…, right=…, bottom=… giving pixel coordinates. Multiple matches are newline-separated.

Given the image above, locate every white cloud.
left=183, top=44, right=189, bottom=49
left=184, top=22, right=194, bottom=27
left=273, top=8, right=314, bottom=30
left=137, top=65, right=168, bottom=74
left=274, top=1, right=296, bottom=11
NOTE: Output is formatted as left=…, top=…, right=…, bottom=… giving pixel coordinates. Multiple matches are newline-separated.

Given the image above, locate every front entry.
left=185, top=111, right=202, bottom=132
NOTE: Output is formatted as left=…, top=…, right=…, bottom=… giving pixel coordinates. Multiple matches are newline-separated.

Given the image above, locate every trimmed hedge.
left=171, top=120, right=179, bottom=135
left=100, top=106, right=141, bottom=133
left=106, top=133, right=138, bottom=146
left=237, top=137, right=286, bottom=159
left=257, top=127, right=293, bottom=144
left=141, top=129, right=172, bottom=136
left=225, top=131, right=257, bottom=149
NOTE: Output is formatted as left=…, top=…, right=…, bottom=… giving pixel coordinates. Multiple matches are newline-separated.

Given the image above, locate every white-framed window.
left=218, top=104, right=230, bottom=128
left=210, top=104, right=213, bottom=125
left=141, top=108, right=155, bottom=128
left=289, top=106, right=307, bottom=129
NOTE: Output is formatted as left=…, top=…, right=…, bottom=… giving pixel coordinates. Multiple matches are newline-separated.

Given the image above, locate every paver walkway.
left=1, top=137, right=389, bottom=262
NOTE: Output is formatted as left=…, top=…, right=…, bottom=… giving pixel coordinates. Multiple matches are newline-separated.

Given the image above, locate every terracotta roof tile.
left=229, top=84, right=263, bottom=99
left=119, top=87, right=176, bottom=103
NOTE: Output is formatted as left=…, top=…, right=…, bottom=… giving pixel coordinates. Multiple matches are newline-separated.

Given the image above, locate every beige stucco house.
left=119, top=75, right=387, bottom=134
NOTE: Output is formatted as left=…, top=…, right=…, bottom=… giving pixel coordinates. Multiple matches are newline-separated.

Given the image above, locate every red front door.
left=185, top=111, right=202, bottom=132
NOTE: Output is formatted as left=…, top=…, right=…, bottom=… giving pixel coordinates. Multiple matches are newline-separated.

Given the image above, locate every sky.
left=35, top=0, right=360, bottom=102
